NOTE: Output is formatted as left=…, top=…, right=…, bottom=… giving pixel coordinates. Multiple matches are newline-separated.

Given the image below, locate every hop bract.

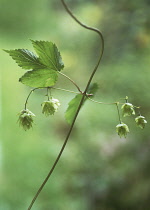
left=18, top=109, right=35, bottom=131
left=135, top=116, right=147, bottom=129
left=116, top=123, right=129, bottom=138
left=42, top=98, right=60, bottom=116
left=121, top=103, right=135, bottom=117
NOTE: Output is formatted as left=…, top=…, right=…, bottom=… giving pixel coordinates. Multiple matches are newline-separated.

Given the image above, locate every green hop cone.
left=18, top=109, right=35, bottom=131
left=42, top=98, right=60, bottom=116
left=116, top=123, right=129, bottom=138
left=121, top=103, right=135, bottom=117
left=135, top=115, right=147, bottom=129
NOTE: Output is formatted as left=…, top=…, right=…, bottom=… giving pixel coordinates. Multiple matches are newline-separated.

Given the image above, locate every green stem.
left=24, top=86, right=79, bottom=111
left=125, top=96, right=128, bottom=103
left=58, top=71, right=82, bottom=93
left=60, top=0, right=104, bottom=94
left=46, top=88, right=50, bottom=100
left=52, top=87, right=80, bottom=94
left=24, top=88, right=39, bottom=110
left=87, top=97, right=117, bottom=105
left=116, top=102, right=122, bottom=124
left=27, top=0, right=104, bottom=209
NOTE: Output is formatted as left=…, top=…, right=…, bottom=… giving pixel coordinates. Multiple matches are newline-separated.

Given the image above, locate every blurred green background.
left=1, top=0, right=150, bottom=209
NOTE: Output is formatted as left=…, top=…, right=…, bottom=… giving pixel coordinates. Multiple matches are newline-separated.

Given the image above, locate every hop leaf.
left=135, top=116, right=147, bottom=129
left=42, top=98, right=60, bottom=116
left=18, top=109, right=35, bottom=131
left=116, top=123, right=129, bottom=138
left=3, top=49, right=46, bottom=70
left=121, top=103, right=135, bottom=117
left=4, top=40, right=64, bottom=88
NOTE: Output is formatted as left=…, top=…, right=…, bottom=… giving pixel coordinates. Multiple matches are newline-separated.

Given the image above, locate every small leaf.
left=19, top=69, right=58, bottom=87
left=31, top=40, right=64, bottom=71
left=65, top=83, right=99, bottom=124
left=87, top=83, right=99, bottom=97
left=4, top=49, right=45, bottom=70
left=65, top=94, right=83, bottom=124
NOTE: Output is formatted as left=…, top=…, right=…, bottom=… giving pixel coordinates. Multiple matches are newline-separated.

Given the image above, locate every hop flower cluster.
left=116, top=100, right=147, bottom=138
left=18, top=109, right=35, bottom=131
left=116, top=123, right=129, bottom=138
left=135, top=116, right=147, bottom=129
left=18, top=97, right=60, bottom=130
left=121, top=103, right=135, bottom=117
left=41, top=98, right=60, bottom=116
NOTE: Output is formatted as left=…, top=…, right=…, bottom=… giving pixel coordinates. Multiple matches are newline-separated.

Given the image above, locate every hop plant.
left=116, top=123, right=129, bottom=138
left=135, top=115, right=147, bottom=129
left=42, top=98, right=60, bottom=116
left=18, top=109, right=35, bottom=131
left=121, top=103, right=135, bottom=117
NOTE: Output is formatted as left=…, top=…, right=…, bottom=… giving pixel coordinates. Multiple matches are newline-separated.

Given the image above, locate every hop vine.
left=3, top=0, right=147, bottom=209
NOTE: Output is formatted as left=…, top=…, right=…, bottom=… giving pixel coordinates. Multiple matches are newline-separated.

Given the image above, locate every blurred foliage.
left=0, top=0, right=150, bottom=209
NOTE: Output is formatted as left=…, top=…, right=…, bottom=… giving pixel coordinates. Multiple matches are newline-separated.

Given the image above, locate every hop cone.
left=121, top=103, right=135, bottom=117
left=135, top=116, right=147, bottom=129
left=18, top=109, right=35, bottom=130
left=116, top=123, right=129, bottom=138
left=42, top=98, right=60, bottom=116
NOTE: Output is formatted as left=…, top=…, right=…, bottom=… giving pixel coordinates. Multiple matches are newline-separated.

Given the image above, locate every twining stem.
left=27, top=0, right=104, bottom=209
left=60, top=0, right=104, bottom=94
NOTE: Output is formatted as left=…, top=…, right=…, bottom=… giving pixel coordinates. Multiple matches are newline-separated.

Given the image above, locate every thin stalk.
left=46, top=88, right=50, bottom=100
left=125, top=96, right=128, bottom=103
left=52, top=87, right=80, bottom=94
left=116, top=102, right=122, bottom=124
left=27, top=0, right=104, bottom=209
left=87, top=97, right=125, bottom=105
left=58, top=71, right=82, bottom=93
left=87, top=97, right=117, bottom=105
left=24, top=88, right=39, bottom=110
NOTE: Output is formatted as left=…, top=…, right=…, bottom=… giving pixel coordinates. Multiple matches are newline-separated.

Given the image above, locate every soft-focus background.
left=0, top=0, right=150, bottom=209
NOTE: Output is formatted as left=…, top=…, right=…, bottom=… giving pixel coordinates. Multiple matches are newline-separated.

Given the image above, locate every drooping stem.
left=47, top=87, right=52, bottom=100
left=24, top=86, right=80, bottom=112
left=125, top=96, right=128, bottom=103
left=27, top=1, right=104, bottom=209
left=24, top=88, right=39, bottom=110
left=116, top=102, right=122, bottom=124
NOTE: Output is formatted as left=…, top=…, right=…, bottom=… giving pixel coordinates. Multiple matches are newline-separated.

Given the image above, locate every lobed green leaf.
left=65, top=94, right=83, bottom=125
left=87, top=83, right=99, bottom=97
left=65, top=83, right=99, bottom=124
left=31, top=40, right=64, bottom=71
left=19, top=69, right=58, bottom=88
left=4, top=49, right=45, bottom=70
